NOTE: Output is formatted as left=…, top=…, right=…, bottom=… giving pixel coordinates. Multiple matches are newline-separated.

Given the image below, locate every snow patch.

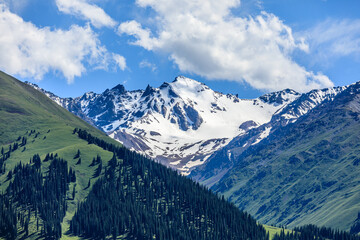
left=252, top=127, right=272, bottom=145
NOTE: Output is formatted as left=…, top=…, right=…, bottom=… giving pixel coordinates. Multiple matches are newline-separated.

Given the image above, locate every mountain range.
left=0, top=71, right=269, bottom=239
left=28, top=76, right=302, bottom=175
left=27, top=75, right=360, bottom=232
left=3, top=70, right=360, bottom=239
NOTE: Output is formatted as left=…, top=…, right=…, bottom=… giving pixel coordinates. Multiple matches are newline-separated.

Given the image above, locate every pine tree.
left=32, top=154, right=41, bottom=168
left=93, top=161, right=102, bottom=178
left=24, top=218, right=29, bottom=236
left=89, top=157, right=96, bottom=167
left=74, top=149, right=81, bottom=159
left=7, top=170, right=12, bottom=180
left=72, top=184, right=76, bottom=200
left=12, top=142, right=18, bottom=152
left=21, top=136, right=27, bottom=146
left=44, top=153, right=50, bottom=162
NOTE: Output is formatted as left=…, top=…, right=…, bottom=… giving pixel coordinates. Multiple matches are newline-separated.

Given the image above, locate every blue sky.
left=0, top=0, right=360, bottom=99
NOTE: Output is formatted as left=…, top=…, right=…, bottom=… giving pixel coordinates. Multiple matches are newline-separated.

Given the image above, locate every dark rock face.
left=111, top=84, right=126, bottom=94
left=184, top=105, right=203, bottom=130
left=239, top=120, right=258, bottom=131
left=259, top=89, right=300, bottom=105
left=142, top=85, right=156, bottom=98
left=150, top=131, right=161, bottom=136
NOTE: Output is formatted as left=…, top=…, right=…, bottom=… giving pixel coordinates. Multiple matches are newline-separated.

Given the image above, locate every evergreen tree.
left=21, top=136, right=27, bottom=146
left=72, top=184, right=76, bottom=200
left=93, top=160, right=102, bottom=178
left=32, top=154, right=41, bottom=168
left=74, top=149, right=81, bottom=159
left=7, top=170, right=12, bottom=180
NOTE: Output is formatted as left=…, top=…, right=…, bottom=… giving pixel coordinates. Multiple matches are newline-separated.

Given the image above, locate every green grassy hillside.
left=0, top=71, right=115, bottom=145
left=0, top=71, right=119, bottom=238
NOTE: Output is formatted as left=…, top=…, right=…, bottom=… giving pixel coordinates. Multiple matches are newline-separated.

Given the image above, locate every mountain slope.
left=29, top=76, right=301, bottom=175
left=0, top=71, right=123, bottom=238
left=0, top=71, right=268, bottom=239
left=194, top=81, right=360, bottom=231
left=190, top=85, right=346, bottom=187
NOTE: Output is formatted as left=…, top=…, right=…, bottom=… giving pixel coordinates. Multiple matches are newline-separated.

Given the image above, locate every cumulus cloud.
left=56, top=0, right=116, bottom=28
left=0, top=4, right=125, bottom=83
left=306, top=19, right=360, bottom=59
left=118, top=20, right=155, bottom=50
left=118, top=0, right=333, bottom=92
left=113, top=54, right=127, bottom=71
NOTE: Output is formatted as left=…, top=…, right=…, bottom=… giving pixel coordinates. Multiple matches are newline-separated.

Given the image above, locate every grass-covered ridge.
left=0, top=71, right=116, bottom=145
left=0, top=71, right=121, bottom=238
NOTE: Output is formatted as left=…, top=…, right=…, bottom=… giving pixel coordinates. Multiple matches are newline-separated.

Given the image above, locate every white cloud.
left=118, top=0, right=333, bottom=92
left=139, top=59, right=157, bottom=72
left=56, top=0, right=116, bottom=28
left=0, top=4, right=125, bottom=83
left=306, top=19, right=360, bottom=58
left=113, top=54, right=126, bottom=71
left=118, top=20, right=155, bottom=50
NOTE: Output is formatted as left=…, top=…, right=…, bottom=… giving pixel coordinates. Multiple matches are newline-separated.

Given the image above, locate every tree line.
left=273, top=225, right=360, bottom=240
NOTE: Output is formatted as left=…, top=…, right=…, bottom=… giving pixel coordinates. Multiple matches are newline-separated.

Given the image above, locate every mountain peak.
left=172, top=75, right=186, bottom=82
left=172, top=76, right=204, bottom=85
left=259, top=88, right=300, bottom=105
left=170, top=76, right=208, bottom=95
left=159, top=82, right=170, bottom=89
left=111, top=84, right=126, bottom=94
left=142, top=84, right=156, bottom=97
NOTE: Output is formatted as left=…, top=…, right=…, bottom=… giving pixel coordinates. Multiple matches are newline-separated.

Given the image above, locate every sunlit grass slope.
left=0, top=71, right=120, bottom=238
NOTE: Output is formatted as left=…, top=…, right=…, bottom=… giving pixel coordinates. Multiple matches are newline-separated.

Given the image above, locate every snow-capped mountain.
left=28, top=76, right=349, bottom=175
left=27, top=76, right=303, bottom=174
